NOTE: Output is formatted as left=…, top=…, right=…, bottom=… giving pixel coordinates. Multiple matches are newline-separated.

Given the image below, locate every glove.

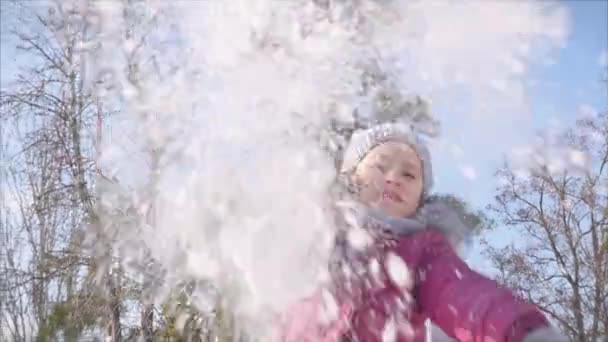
left=523, top=327, right=569, bottom=342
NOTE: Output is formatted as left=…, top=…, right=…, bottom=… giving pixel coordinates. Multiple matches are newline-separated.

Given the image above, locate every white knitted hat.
left=340, top=122, right=434, bottom=196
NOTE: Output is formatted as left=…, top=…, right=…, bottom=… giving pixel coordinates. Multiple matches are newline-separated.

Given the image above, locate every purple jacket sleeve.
left=396, top=231, right=550, bottom=342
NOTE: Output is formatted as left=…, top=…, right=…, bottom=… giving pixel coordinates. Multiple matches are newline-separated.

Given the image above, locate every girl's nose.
left=385, top=171, right=402, bottom=187
left=385, top=179, right=401, bottom=187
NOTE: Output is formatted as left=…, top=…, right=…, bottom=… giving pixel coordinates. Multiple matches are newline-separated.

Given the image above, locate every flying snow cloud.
left=87, top=0, right=571, bottom=337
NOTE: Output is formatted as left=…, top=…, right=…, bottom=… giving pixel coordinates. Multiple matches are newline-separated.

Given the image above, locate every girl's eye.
left=402, top=172, right=415, bottom=179
left=374, top=164, right=386, bottom=172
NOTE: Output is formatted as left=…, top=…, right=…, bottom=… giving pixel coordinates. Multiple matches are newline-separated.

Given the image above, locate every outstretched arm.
left=398, top=231, right=566, bottom=342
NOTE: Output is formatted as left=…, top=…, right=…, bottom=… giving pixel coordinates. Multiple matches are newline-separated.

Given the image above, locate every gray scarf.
left=335, top=199, right=473, bottom=253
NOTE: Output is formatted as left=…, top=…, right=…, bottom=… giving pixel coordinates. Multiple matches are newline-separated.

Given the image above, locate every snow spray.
left=86, top=0, right=569, bottom=339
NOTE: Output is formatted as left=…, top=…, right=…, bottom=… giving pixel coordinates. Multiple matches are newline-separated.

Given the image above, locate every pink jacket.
left=274, top=203, right=551, bottom=341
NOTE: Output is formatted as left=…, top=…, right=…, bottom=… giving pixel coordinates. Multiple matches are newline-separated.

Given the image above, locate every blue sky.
left=528, top=0, right=607, bottom=129
left=427, top=0, right=607, bottom=270
left=433, top=0, right=607, bottom=201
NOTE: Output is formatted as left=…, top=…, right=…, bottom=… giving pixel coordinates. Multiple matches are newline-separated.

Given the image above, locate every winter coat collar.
left=336, top=200, right=473, bottom=253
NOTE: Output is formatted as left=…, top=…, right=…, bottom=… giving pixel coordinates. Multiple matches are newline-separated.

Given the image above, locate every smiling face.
left=352, top=141, right=424, bottom=218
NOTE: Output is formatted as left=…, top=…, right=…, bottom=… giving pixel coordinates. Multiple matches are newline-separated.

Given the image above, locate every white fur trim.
left=417, top=201, right=472, bottom=252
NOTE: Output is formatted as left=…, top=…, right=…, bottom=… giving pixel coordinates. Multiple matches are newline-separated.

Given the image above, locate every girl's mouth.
left=382, top=190, right=403, bottom=203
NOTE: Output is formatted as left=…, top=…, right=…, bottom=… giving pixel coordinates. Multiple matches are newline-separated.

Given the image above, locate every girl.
left=274, top=123, right=568, bottom=342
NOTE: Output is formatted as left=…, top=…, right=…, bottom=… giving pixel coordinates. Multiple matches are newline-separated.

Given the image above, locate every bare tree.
left=484, top=113, right=608, bottom=341
left=0, top=1, right=111, bottom=340
left=0, top=203, right=31, bottom=341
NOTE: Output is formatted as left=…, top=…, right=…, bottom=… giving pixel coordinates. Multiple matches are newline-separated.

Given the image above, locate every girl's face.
left=352, top=141, right=424, bottom=218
